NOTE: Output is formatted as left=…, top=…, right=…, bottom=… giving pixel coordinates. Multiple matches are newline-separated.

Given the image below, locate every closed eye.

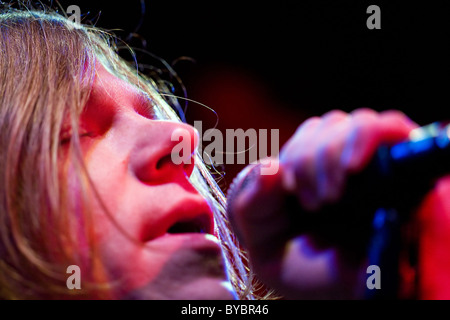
left=134, top=92, right=156, bottom=120
left=59, top=129, right=93, bottom=145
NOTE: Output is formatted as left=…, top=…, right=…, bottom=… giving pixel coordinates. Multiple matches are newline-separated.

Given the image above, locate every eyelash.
left=135, top=102, right=156, bottom=120
left=135, top=92, right=157, bottom=119
left=59, top=129, right=92, bottom=145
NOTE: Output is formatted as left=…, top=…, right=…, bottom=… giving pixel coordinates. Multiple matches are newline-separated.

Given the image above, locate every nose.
left=129, top=121, right=199, bottom=184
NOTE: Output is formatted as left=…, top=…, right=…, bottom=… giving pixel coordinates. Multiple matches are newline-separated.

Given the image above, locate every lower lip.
left=146, top=233, right=223, bottom=254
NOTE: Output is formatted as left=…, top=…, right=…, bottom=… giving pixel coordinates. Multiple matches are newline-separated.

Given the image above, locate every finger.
left=339, top=109, right=417, bottom=173
left=227, top=160, right=290, bottom=261
left=298, top=111, right=350, bottom=209
left=317, top=109, right=349, bottom=131
left=316, top=117, right=352, bottom=203
left=280, top=118, right=323, bottom=211
left=378, top=109, right=420, bottom=142
left=280, top=116, right=321, bottom=165
left=294, top=149, right=321, bottom=211
left=303, top=112, right=351, bottom=209
left=340, top=109, right=379, bottom=173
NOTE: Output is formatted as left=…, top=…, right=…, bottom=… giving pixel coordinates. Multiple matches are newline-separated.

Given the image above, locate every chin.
left=170, top=278, right=238, bottom=300
left=122, top=278, right=238, bottom=300
left=113, top=233, right=239, bottom=300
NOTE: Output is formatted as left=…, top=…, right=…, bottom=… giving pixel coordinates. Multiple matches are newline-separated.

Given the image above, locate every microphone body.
left=355, top=121, right=450, bottom=212
left=360, top=121, right=450, bottom=299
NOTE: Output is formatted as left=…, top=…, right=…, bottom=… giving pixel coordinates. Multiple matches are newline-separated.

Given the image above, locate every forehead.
left=91, top=63, right=145, bottom=104
left=78, top=63, right=154, bottom=130
left=88, top=63, right=153, bottom=111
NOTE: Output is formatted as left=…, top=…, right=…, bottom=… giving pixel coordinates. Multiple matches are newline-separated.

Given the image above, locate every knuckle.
left=321, top=109, right=349, bottom=121
left=350, top=116, right=378, bottom=135
left=350, top=107, right=378, bottom=119
left=379, top=109, right=406, bottom=118
left=379, top=109, right=414, bottom=126
left=295, top=116, right=321, bottom=134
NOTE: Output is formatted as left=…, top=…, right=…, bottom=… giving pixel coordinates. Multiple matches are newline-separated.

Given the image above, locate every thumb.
left=227, top=159, right=292, bottom=263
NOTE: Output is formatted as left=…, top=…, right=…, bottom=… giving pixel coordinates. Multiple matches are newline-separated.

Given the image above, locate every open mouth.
left=140, top=197, right=217, bottom=243
left=166, top=213, right=213, bottom=235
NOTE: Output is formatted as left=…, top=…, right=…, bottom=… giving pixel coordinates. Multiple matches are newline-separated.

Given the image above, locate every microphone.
left=356, top=121, right=450, bottom=299
left=357, top=121, right=450, bottom=210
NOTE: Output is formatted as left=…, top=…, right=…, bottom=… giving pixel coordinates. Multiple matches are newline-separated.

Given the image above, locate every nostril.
left=155, top=153, right=195, bottom=177
left=155, top=154, right=173, bottom=170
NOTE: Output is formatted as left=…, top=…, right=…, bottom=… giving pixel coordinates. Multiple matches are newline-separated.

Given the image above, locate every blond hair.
left=0, top=7, right=272, bottom=299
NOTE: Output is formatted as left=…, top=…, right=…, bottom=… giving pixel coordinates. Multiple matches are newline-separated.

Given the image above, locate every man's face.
left=60, top=63, right=236, bottom=299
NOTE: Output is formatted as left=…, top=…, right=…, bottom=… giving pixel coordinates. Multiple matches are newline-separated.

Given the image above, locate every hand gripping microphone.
left=226, top=121, right=450, bottom=299
left=227, top=121, right=450, bottom=229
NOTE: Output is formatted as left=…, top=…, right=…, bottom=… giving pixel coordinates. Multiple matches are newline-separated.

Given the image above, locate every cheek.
left=69, top=150, right=160, bottom=290
left=80, top=151, right=132, bottom=243
left=59, top=146, right=131, bottom=265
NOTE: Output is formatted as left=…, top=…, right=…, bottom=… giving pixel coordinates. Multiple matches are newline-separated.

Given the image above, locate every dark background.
left=31, top=1, right=450, bottom=189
